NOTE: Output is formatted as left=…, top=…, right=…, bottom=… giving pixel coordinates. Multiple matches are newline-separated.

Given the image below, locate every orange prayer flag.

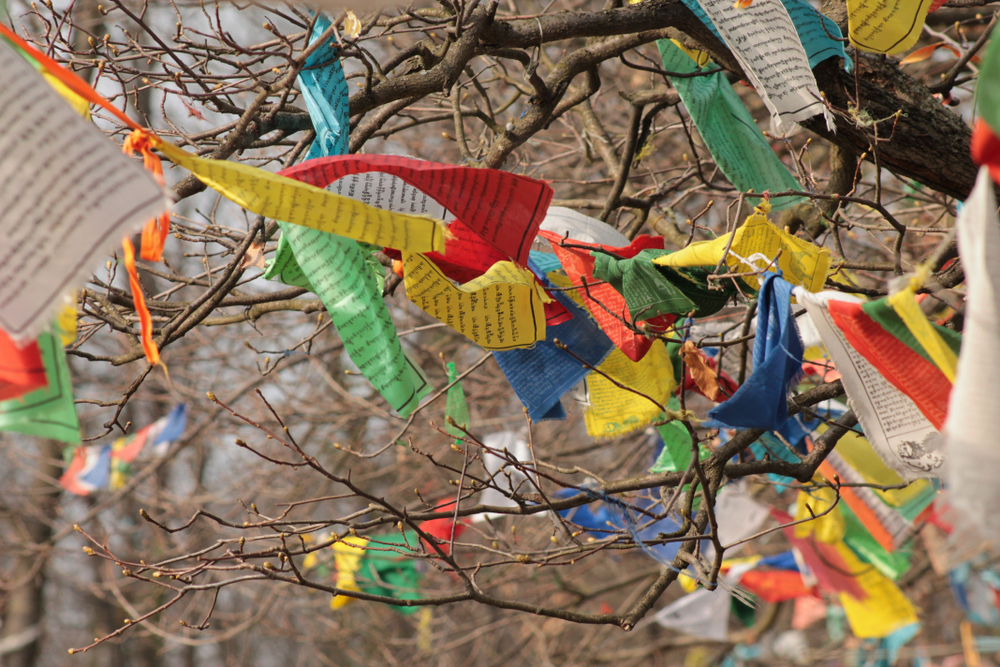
left=122, top=237, right=160, bottom=367
left=122, top=130, right=171, bottom=261
left=680, top=340, right=719, bottom=401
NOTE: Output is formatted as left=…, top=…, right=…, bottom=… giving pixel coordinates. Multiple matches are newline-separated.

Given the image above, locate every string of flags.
left=0, top=0, right=997, bottom=658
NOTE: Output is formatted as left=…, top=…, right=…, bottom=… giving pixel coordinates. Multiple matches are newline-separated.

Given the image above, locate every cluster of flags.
left=60, top=405, right=187, bottom=496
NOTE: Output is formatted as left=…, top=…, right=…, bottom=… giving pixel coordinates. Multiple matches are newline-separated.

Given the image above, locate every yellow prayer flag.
left=888, top=284, right=957, bottom=382
left=836, top=538, right=919, bottom=638
left=155, top=141, right=447, bottom=253
left=653, top=203, right=830, bottom=292
left=670, top=38, right=712, bottom=68
left=331, top=536, right=369, bottom=610
left=792, top=490, right=918, bottom=638
left=847, top=0, right=934, bottom=55
left=403, top=254, right=548, bottom=350
left=42, top=71, right=91, bottom=119
left=584, top=341, right=676, bottom=438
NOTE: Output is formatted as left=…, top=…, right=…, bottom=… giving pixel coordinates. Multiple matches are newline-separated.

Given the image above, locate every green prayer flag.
left=861, top=298, right=961, bottom=363
left=978, top=34, right=1000, bottom=137
left=0, top=330, right=79, bottom=444
left=359, top=531, right=422, bottom=613
left=651, top=398, right=709, bottom=474
left=590, top=249, right=741, bottom=321
left=265, top=231, right=432, bottom=417
left=657, top=39, right=804, bottom=210
left=444, top=362, right=470, bottom=442
left=839, top=502, right=912, bottom=581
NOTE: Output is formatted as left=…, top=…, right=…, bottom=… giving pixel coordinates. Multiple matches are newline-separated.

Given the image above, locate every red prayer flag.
left=0, top=328, right=47, bottom=401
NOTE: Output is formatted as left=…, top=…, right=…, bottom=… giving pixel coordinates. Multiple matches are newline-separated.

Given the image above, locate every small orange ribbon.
left=122, top=129, right=170, bottom=261
left=122, top=237, right=161, bottom=367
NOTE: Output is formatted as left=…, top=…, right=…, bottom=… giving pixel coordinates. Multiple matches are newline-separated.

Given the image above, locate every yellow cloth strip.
left=403, top=253, right=548, bottom=350
left=653, top=203, right=830, bottom=292
left=585, top=341, right=676, bottom=438
left=888, top=285, right=957, bottom=382
left=331, top=537, right=368, bottom=610
left=155, top=141, right=447, bottom=253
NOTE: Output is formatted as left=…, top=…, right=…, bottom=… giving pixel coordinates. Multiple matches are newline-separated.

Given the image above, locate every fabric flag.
left=358, top=531, right=422, bottom=613
left=676, top=0, right=833, bottom=132
left=402, top=252, right=548, bottom=350
left=653, top=586, right=732, bottom=640
left=656, top=38, right=804, bottom=212
left=652, top=562, right=757, bottom=640
left=738, top=569, right=812, bottom=603
left=584, top=341, right=676, bottom=438
left=846, top=0, right=935, bottom=55
left=0, top=328, right=46, bottom=400
left=444, top=362, right=470, bottom=443
left=419, top=500, right=469, bottom=557
left=795, top=288, right=944, bottom=480
left=972, top=119, right=1000, bottom=186
left=654, top=202, right=830, bottom=292
left=283, top=155, right=552, bottom=266
left=109, top=403, right=187, bottom=489
left=713, top=484, right=770, bottom=547
left=651, top=398, right=704, bottom=474
left=886, top=279, right=958, bottom=382
left=538, top=207, right=630, bottom=247
left=269, top=20, right=432, bottom=418
left=591, top=249, right=740, bottom=321
left=786, top=491, right=919, bottom=638
left=494, top=261, right=614, bottom=421
left=979, top=21, right=1000, bottom=136
left=828, top=298, right=954, bottom=428
left=542, top=231, right=673, bottom=362
left=155, top=139, right=447, bottom=254
left=709, top=273, right=803, bottom=431
left=330, top=536, right=369, bottom=610
left=472, top=431, right=532, bottom=522
left=946, top=167, right=1000, bottom=539
left=0, top=329, right=79, bottom=443
left=60, top=443, right=112, bottom=496
left=60, top=405, right=187, bottom=495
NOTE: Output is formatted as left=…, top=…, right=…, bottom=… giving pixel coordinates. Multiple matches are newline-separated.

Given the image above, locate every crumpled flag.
left=330, top=536, right=368, bottom=610
left=591, top=248, right=740, bottom=321
left=680, top=340, right=721, bottom=401
left=403, top=253, right=548, bottom=350
left=584, top=340, right=676, bottom=438
left=0, top=328, right=46, bottom=401
left=359, top=531, right=422, bottom=614
left=277, top=21, right=433, bottom=419
left=651, top=397, right=708, bottom=474
left=653, top=202, right=830, bottom=293
left=827, top=298, right=954, bottom=429
left=709, top=273, right=803, bottom=430
left=154, top=139, right=447, bottom=254
left=281, top=154, right=552, bottom=266
left=0, top=328, right=79, bottom=444
left=494, top=260, right=614, bottom=421
left=946, top=167, right=1000, bottom=539
left=542, top=231, right=673, bottom=362
left=444, top=362, right=470, bottom=443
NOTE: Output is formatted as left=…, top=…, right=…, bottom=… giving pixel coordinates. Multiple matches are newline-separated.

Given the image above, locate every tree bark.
left=1, top=439, right=64, bottom=667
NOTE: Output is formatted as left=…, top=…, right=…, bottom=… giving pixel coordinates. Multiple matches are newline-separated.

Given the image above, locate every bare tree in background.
left=0, top=0, right=989, bottom=664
